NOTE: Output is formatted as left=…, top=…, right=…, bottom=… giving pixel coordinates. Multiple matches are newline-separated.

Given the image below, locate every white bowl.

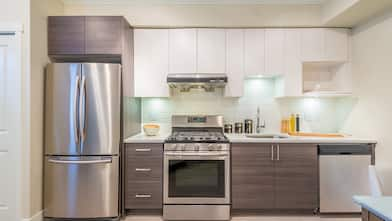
left=143, top=124, right=160, bottom=136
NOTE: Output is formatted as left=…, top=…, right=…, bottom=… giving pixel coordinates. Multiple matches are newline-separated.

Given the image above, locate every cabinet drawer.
left=125, top=143, right=163, bottom=158
left=125, top=182, right=162, bottom=209
left=126, top=157, right=162, bottom=181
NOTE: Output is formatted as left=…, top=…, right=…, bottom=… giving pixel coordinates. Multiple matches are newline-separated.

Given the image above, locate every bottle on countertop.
left=295, top=114, right=301, bottom=132
left=289, top=114, right=296, bottom=133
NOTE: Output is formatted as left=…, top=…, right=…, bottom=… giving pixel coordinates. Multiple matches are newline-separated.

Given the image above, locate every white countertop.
left=226, top=134, right=377, bottom=144
left=124, top=133, right=169, bottom=143
left=124, top=133, right=377, bottom=144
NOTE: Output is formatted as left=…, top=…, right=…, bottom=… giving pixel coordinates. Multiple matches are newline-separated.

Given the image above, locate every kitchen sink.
left=245, top=133, right=290, bottom=139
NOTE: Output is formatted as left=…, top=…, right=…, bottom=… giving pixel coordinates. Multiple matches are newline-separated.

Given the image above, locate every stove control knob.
left=208, top=144, right=215, bottom=151
left=172, top=144, right=178, bottom=151
left=195, top=144, right=200, bottom=151
left=179, top=144, right=185, bottom=151
left=217, top=144, right=222, bottom=150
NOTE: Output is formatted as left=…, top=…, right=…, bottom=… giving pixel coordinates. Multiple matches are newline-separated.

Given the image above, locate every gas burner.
left=166, top=131, right=229, bottom=143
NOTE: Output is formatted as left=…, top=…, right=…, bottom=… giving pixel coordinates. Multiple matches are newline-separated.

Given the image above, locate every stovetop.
left=165, top=131, right=229, bottom=143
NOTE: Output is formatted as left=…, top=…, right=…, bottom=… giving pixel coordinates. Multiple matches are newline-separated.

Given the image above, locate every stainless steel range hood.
left=167, top=74, right=228, bottom=92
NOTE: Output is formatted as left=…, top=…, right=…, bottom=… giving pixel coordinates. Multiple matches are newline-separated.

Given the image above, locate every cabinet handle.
left=271, top=145, right=274, bottom=161
left=135, top=168, right=152, bottom=172
left=135, top=194, right=151, bottom=198
left=135, top=148, right=151, bottom=152
left=277, top=144, right=280, bottom=161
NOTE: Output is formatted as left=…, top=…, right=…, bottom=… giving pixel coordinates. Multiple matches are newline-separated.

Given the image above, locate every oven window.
left=169, top=160, right=225, bottom=198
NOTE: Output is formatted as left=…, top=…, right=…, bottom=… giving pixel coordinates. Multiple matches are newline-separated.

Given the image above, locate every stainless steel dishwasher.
left=319, top=144, right=372, bottom=213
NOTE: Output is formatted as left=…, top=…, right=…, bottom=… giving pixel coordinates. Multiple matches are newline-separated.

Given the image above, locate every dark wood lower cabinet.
left=232, top=143, right=319, bottom=211
left=124, top=143, right=163, bottom=210
left=275, top=144, right=318, bottom=209
left=232, top=143, right=275, bottom=209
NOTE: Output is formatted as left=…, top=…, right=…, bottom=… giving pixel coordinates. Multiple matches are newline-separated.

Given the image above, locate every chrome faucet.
left=256, top=106, right=266, bottom=133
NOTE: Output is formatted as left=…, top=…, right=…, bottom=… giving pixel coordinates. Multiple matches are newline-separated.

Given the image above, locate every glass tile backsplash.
left=140, top=78, right=356, bottom=133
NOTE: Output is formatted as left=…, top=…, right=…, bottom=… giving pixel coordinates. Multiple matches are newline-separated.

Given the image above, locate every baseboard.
left=23, top=211, right=43, bottom=221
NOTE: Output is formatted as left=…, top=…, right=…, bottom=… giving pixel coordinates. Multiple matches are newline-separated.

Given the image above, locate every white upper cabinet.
left=300, top=28, right=324, bottom=61
left=197, top=29, right=226, bottom=73
left=282, top=29, right=302, bottom=97
left=324, top=28, right=349, bottom=62
left=134, top=29, right=169, bottom=97
left=169, top=29, right=197, bottom=73
left=301, top=28, right=348, bottom=62
left=244, top=29, right=265, bottom=76
left=265, top=29, right=285, bottom=77
left=225, top=29, right=244, bottom=97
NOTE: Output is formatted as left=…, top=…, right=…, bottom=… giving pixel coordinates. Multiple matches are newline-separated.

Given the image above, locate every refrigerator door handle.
left=48, top=158, right=112, bottom=165
left=74, top=75, right=80, bottom=144
left=79, top=75, right=87, bottom=146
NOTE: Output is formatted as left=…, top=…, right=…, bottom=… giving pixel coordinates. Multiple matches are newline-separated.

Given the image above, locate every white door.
left=0, top=31, right=23, bottom=221
left=244, top=29, right=265, bottom=76
left=265, top=29, right=285, bottom=76
left=169, top=29, right=197, bottom=73
left=134, top=29, right=169, bottom=97
left=225, top=29, right=244, bottom=97
left=197, top=29, right=226, bottom=73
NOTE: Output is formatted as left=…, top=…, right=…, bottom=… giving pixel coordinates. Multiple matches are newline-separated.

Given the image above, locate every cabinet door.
left=134, top=29, right=169, bottom=97
left=265, top=29, right=284, bottom=76
left=48, top=16, right=85, bottom=55
left=225, top=29, right=244, bottom=97
left=325, top=28, right=348, bottom=62
left=232, top=143, right=275, bottom=209
left=169, top=29, right=197, bottom=73
left=275, top=144, right=318, bottom=209
left=283, top=29, right=302, bottom=97
left=300, top=28, right=324, bottom=61
left=85, top=16, right=123, bottom=54
left=197, top=29, right=226, bottom=73
left=244, top=29, right=265, bottom=76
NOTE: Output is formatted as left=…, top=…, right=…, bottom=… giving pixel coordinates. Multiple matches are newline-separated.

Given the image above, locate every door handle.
left=135, top=168, right=152, bottom=172
left=48, top=158, right=112, bottom=164
left=135, top=194, right=151, bottom=198
left=74, top=75, right=80, bottom=144
left=271, top=145, right=274, bottom=161
left=79, top=75, right=87, bottom=144
left=277, top=144, right=280, bottom=161
left=164, top=152, right=229, bottom=157
left=135, top=148, right=151, bottom=152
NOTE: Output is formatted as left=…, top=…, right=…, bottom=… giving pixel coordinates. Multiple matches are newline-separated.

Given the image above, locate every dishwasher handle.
left=318, top=144, right=372, bottom=155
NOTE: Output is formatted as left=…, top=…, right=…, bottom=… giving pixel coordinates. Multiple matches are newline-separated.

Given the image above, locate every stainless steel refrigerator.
left=44, top=63, right=121, bottom=220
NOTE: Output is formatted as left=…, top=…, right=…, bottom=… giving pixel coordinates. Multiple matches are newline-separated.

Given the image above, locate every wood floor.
left=125, top=215, right=361, bottom=221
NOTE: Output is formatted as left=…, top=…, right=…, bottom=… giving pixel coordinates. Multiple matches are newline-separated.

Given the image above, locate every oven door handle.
left=164, top=152, right=229, bottom=157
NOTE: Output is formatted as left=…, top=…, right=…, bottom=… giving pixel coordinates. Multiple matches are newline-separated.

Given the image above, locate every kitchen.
left=1, top=0, right=392, bottom=221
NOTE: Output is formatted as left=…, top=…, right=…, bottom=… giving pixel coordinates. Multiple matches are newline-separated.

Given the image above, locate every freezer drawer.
left=44, top=156, right=119, bottom=218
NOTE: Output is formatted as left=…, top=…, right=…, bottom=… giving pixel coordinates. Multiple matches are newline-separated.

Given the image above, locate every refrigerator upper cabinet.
left=45, top=63, right=81, bottom=155
left=80, top=63, right=121, bottom=155
left=44, top=156, right=119, bottom=218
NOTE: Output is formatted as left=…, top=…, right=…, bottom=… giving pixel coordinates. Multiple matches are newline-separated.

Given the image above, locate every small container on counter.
left=244, top=119, right=253, bottom=134
left=224, top=124, right=233, bottom=133
left=234, top=122, right=243, bottom=134
left=280, top=118, right=290, bottom=134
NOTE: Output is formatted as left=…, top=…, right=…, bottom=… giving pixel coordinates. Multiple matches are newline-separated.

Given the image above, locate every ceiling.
left=61, top=0, right=328, bottom=5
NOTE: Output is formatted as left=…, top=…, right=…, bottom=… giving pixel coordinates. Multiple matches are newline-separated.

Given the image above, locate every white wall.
left=63, top=3, right=322, bottom=27
left=342, top=9, right=392, bottom=194
left=30, top=0, right=64, bottom=217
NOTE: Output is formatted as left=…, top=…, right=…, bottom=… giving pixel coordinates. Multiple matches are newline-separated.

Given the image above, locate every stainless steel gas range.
left=163, top=115, right=231, bottom=221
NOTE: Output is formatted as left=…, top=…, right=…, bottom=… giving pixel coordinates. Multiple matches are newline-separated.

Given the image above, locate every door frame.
left=0, top=23, right=27, bottom=221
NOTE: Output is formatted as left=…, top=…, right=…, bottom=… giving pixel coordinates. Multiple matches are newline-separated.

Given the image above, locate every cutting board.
left=288, top=132, right=345, bottom=138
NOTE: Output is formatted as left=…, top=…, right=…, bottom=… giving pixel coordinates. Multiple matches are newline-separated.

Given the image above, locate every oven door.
left=164, top=151, right=230, bottom=205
